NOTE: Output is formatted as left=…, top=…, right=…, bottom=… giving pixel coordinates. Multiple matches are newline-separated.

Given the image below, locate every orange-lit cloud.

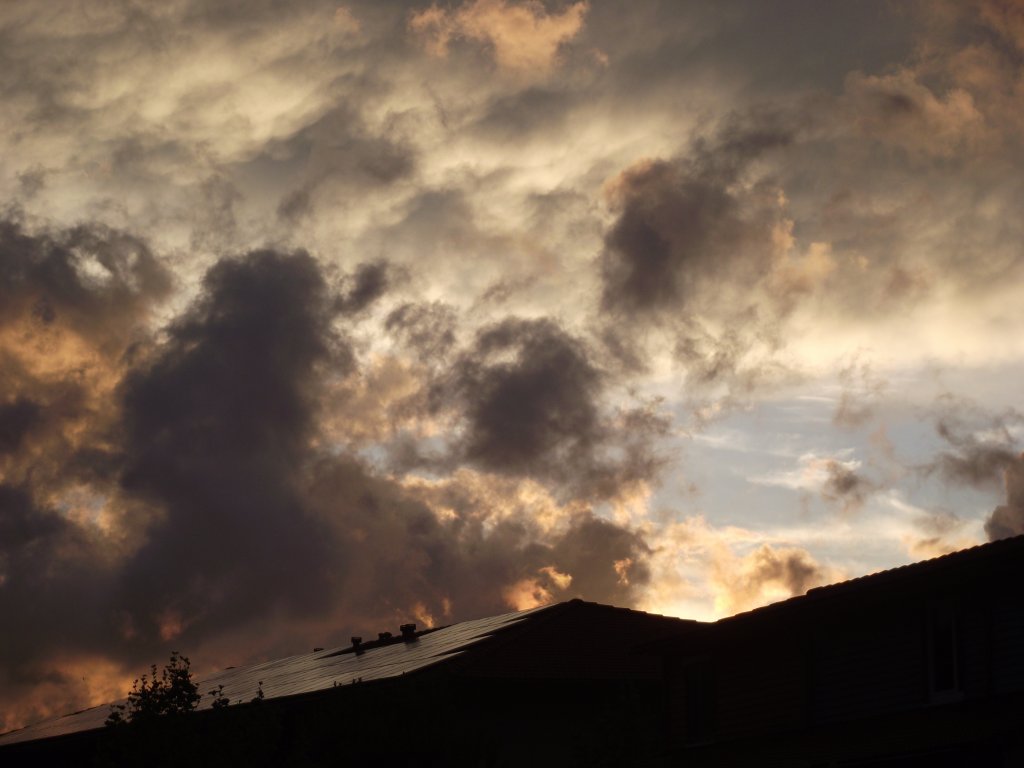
left=409, top=0, right=588, bottom=75
left=333, top=6, right=362, bottom=36
left=979, top=0, right=1024, bottom=51
left=3, top=0, right=1024, bottom=737
left=502, top=565, right=572, bottom=610
left=636, top=516, right=844, bottom=621
left=842, top=69, right=985, bottom=156
left=0, top=656, right=134, bottom=734
left=709, top=543, right=842, bottom=616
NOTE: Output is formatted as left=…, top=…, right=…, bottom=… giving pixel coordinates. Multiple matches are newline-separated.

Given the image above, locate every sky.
left=1, top=0, right=1023, bottom=731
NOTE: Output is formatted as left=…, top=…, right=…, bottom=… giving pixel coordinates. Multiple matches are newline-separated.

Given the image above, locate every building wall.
left=661, top=554, right=1024, bottom=766
left=991, top=593, right=1024, bottom=695
left=810, top=601, right=927, bottom=723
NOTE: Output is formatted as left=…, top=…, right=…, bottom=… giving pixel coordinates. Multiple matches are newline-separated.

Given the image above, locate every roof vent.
left=313, top=647, right=324, bottom=653
left=400, top=623, right=417, bottom=642
left=351, top=636, right=363, bottom=655
left=378, top=631, right=392, bottom=641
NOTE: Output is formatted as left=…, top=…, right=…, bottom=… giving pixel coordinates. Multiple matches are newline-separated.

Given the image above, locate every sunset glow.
left=2, top=0, right=1023, bottom=733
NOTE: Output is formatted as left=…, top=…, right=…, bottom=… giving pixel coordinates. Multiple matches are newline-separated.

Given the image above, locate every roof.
left=721, top=532, right=1024, bottom=626
left=0, top=598, right=695, bottom=747
left=0, top=603, right=549, bottom=747
left=645, top=533, right=1024, bottom=653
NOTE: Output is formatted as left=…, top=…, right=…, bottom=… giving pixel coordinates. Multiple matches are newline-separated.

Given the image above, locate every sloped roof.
left=0, top=598, right=695, bottom=747
left=0, top=603, right=550, bottom=747
left=642, top=534, right=1024, bottom=656
left=718, top=532, right=1024, bottom=627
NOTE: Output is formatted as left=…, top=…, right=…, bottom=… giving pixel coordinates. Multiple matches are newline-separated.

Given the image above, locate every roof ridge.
left=718, top=532, right=1024, bottom=624
left=806, top=532, right=1024, bottom=595
left=566, top=598, right=700, bottom=623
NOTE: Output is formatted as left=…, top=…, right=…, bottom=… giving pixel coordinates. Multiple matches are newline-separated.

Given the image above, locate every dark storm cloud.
left=920, top=401, right=1024, bottom=541
left=753, top=545, right=825, bottom=596
left=0, top=482, right=117, bottom=730
left=0, top=399, right=40, bottom=455
left=0, top=217, right=172, bottom=341
left=7, top=0, right=998, bottom=733
left=0, top=233, right=659, bottom=728
left=0, top=485, right=112, bottom=656
left=2, top=247, right=350, bottom=711
left=985, top=453, right=1024, bottom=541
left=435, top=316, right=667, bottom=499
left=822, top=460, right=874, bottom=513
left=600, top=158, right=735, bottom=317
left=593, top=113, right=810, bottom=418
left=549, top=514, right=651, bottom=605
left=116, top=250, right=348, bottom=639
left=0, top=216, right=171, bottom=511
left=927, top=406, right=1021, bottom=489
left=304, top=457, right=653, bottom=628
left=336, top=260, right=393, bottom=316
left=0, top=484, right=64, bottom=555
left=935, top=441, right=1018, bottom=489
left=600, top=116, right=792, bottom=319
left=385, top=300, right=459, bottom=362
left=448, top=317, right=602, bottom=473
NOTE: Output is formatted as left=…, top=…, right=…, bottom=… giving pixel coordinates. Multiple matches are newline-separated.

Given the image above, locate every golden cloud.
left=409, top=0, right=589, bottom=76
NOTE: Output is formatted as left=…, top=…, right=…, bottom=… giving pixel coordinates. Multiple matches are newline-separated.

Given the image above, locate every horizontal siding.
left=715, top=645, right=804, bottom=737
left=812, top=610, right=925, bottom=723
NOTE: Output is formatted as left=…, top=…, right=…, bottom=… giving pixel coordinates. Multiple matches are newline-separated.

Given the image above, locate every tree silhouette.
left=105, top=651, right=201, bottom=727
left=97, top=652, right=279, bottom=766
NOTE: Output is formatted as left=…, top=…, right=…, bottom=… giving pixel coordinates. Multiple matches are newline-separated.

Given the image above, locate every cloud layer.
left=0, top=234, right=656, bottom=730
left=2, top=0, right=1023, bottom=733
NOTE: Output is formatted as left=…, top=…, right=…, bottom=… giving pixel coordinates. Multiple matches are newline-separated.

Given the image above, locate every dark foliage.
left=104, top=651, right=201, bottom=726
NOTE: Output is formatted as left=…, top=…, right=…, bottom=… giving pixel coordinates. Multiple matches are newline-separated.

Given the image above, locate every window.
left=927, top=600, right=962, bottom=702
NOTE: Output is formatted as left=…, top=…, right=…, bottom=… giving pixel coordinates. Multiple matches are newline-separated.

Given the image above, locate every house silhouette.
left=651, top=532, right=1024, bottom=766
left=0, top=600, right=693, bottom=766
left=1, top=535, right=1022, bottom=766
